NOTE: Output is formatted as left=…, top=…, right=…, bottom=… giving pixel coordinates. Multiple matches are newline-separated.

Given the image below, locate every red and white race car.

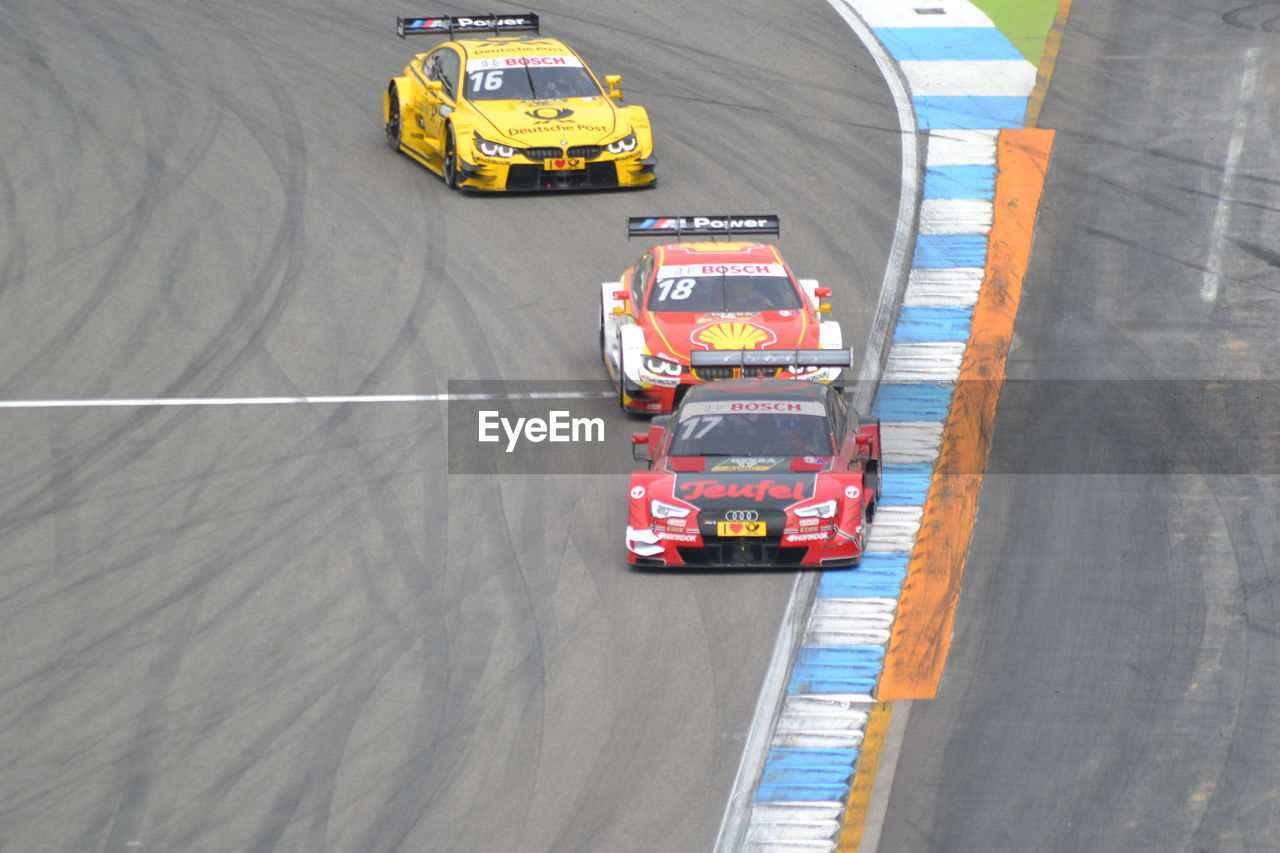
left=626, top=378, right=881, bottom=568
left=600, top=215, right=850, bottom=414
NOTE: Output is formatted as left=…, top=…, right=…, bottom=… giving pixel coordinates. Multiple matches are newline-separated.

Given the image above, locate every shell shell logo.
left=694, top=322, right=776, bottom=350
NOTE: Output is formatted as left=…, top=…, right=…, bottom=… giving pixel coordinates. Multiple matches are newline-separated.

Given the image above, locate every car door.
left=417, top=46, right=461, bottom=161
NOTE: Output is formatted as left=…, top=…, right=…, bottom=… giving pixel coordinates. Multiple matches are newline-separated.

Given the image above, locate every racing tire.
left=443, top=125, right=458, bottom=188
left=385, top=86, right=402, bottom=151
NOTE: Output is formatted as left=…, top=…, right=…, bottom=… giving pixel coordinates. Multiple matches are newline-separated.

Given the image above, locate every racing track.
left=0, top=1, right=900, bottom=850
left=876, top=2, right=1280, bottom=850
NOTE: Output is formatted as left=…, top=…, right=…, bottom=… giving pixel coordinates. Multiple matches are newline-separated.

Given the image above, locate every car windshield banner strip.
left=689, top=348, right=854, bottom=368
left=678, top=399, right=828, bottom=418
left=464, top=55, right=584, bottom=71
left=628, top=215, right=781, bottom=238
left=397, top=13, right=539, bottom=38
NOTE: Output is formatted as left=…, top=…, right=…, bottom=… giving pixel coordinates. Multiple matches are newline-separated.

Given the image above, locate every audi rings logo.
left=723, top=510, right=759, bottom=522
left=525, top=107, right=574, bottom=122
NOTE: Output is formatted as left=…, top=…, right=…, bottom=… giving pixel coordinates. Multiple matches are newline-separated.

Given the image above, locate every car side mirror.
left=425, top=79, right=443, bottom=94
left=814, top=287, right=832, bottom=312
left=605, top=74, right=623, bottom=100
left=632, top=433, right=651, bottom=462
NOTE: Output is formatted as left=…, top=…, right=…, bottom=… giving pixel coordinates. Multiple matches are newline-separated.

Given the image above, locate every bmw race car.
left=601, top=216, right=849, bottom=414
left=626, top=379, right=881, bottom=568
left=383, top=13, right=656, bottom=191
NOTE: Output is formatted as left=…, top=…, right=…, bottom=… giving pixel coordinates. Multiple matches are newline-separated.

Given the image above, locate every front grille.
left=568, top=145, right=603, bottom=159
left=504, top=162, right=619, bottom=191
left=520, top=147, right=562, bottom=161
left=692, top=366, right=784, bottom=382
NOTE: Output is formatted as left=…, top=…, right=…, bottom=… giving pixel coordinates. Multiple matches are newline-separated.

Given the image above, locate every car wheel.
left=443, top=125, right=458, bottom=188
left=386, top=86, right=402, bottom=150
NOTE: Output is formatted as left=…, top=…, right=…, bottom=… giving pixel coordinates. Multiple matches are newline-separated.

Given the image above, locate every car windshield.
left=647, top=263, right=800, bottom=313
left=670, top=400, right=833, bottom=458
left=464, top=63, right=601, bottom=100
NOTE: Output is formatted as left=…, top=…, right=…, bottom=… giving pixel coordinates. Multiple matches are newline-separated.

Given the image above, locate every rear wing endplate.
left=398, top=13, right=539, bottom=38
left=628, top=215, right=780, bottom=239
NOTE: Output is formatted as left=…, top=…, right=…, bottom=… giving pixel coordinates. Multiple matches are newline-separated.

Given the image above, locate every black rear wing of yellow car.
left=689, top=349, right=852, bottom=369
left=397, top=13, right=539, bottom=38
left=627, top=215, right=781, bottom=240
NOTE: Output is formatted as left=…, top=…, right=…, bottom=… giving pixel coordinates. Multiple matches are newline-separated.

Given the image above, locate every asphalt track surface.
left=0, top=2, right=900, bottom=851
left=878, top=3, right=1280, bottom=851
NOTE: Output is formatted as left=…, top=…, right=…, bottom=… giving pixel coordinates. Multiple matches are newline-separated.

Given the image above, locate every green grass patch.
left=969, top=0, right=1060, bottom=66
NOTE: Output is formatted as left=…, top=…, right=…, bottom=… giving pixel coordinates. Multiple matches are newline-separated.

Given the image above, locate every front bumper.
left=457, top=155, right=656, bottom=192
left=625, top=522, right=862, bottom=568
left=620, top=366, right=842, bottom=415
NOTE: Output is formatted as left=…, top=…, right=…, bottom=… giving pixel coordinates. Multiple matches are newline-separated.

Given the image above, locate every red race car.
left=625, top=379, right=881, bottom=568
left=600, top=215, right=851, bottom=415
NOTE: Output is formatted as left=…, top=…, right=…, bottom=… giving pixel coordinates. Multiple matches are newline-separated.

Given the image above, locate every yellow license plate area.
left=543, top=157, right=585, bottom=171
left=717, top=521, right=766, bottom=537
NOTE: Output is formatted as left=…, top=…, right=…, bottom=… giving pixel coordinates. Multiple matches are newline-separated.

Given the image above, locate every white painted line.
left=883, top=341, right=966, bottom=382
left=900, top=60, right=1037, bottom=97
left=880, top=421, right=946, bottom=465
left=848, top=0, right=994, bottom=28
left=865, top=505, right=924, bottom=552
left=919, top=199, right=993, bottom=235
left=904, top=267, right=984, bottom=306
left=0, top=392, right=614, bottom=409
left=925, top=128, right=999, bottom=166
left=1201, top=46, right=1260, bottom=303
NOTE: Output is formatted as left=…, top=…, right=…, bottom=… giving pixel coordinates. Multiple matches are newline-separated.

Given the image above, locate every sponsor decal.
left=658, top=263, right=787, bottom=278
left=804, top=456, right=827, bottom=465
left=630, top=485, right=646, bottom=499
left=657, top=530, right=698, bottom=542
left=786, top=532, right=830, bottom=542
left=779, top=310, right=796, bottom=317
left=636, top=216, right=777, bottom=232
left=666, top=517, right=686, bottom=528
left=478, top=410, right=604, bottom=453
left=679, top=400, right=827, bottom=418
left=711, top=457, right=788, bottom=472
left=465, top=56, right=584, bottom=71
left=526, top=107, right=574, bottom=122
left=507, top=123, right=607, bottom=136
left=693, top=322, right=777, bottom=352
left=717, top=520, right=766, bottom=536
left=798, top=517, right=821, bottom=528
left=844, top=485, right=860, bottom=499
left=677, top=478, right=809, bottom=503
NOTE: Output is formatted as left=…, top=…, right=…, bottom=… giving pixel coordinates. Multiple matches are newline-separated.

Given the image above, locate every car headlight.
left=641, top=355, right=683, bottom=377
left=793, top=499, right=837, bottom=519
left=651, top=499, right=691, bottom=519
left=474, top=133, right=515, bottom=158
left=606, top=133, right=637, bottom=154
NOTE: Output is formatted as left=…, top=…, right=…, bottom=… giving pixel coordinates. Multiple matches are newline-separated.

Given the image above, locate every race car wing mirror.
left=631, top=433, right=651, bottom=462
left=612, top=290, right=630, bottom=315
left=605, top=74, right=623, bottom=100
left=814, top=287, right=832, bottom=312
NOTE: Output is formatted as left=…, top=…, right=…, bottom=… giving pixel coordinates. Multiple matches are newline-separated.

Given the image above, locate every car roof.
left=680, top=378, right=831, bottom=406
left=654, top=242, right=783, bottom=266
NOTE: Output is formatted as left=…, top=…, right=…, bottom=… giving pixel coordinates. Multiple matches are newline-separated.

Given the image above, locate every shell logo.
left=694, top=322, right=776, bottom=351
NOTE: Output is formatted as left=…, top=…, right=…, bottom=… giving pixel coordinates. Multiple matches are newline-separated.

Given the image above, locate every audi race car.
left=601, top=215, right=850, bottom=415
left=383, top=13, right=656, bottom=191
left=626, top=379, right=881, bottom=568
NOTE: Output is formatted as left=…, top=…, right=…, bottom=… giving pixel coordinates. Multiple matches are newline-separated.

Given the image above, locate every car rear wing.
left=689, top=349, right=852, bottom=369
left=397, top=13, right=539, bottom=38
left=628, top=215, right=780, bottom=239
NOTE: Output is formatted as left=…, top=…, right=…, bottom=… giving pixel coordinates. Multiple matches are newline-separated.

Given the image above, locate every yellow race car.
left=383, top=13, right=656, bottom=191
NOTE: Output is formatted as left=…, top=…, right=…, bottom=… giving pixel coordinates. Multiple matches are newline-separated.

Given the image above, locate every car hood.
left=668, top=471, right=822, bottom=511
left=643, top=312, right=815, bottom=362
left=468, top=98, right=622, bottom=146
